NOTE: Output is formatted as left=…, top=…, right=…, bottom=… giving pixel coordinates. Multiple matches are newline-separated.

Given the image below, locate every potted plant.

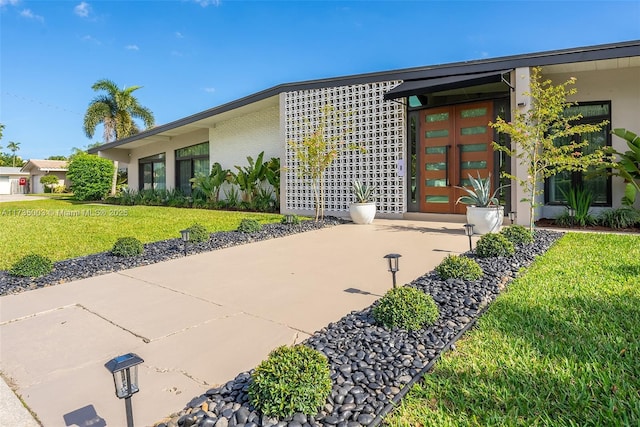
left=349, top=180, right=376, bottom=224
left=455, top=173, right=508, bottom=234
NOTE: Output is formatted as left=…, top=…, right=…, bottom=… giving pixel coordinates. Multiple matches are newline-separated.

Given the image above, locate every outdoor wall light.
left=180, top=229, right=190, bottom=256
left=463, top=224, right=475, bottom=251
left=509, top=211, right=516, bottom=225
left=105, top=353, right=144, bottom=427
left=383, top=253, right=402, bottom=288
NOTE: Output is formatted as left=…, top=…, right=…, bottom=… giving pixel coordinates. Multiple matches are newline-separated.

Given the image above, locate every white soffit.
left=544, top=57, right=640, bottom=74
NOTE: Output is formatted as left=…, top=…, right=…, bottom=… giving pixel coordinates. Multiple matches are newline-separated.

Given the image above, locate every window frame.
left=138, top=153, right=166, bottom=191
left=544, top=100, right=612, bottom=207
left=175, top=142, right=210, bottom=195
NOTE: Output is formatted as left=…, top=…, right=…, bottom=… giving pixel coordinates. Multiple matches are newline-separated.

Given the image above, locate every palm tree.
left=83, top=79, right=155, bottom=144
left=7, top=141, right=20, bottom=167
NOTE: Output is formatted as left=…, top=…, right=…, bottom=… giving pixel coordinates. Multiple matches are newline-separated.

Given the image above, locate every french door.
left=420, top=101, right=494, bottom=214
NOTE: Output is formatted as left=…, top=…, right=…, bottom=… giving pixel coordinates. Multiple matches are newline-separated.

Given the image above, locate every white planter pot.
left=349, top=202, right=376, bottom=224
left=466, top=206, right=504, bottom=235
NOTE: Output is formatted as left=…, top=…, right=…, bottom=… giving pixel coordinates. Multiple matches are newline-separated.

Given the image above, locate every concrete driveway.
left=0, top=219, right=471, bottom=427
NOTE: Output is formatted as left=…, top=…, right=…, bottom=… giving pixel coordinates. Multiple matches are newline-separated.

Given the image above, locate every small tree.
left=40, top=174, right=60, bottom=193
left=490, top=67, right=610, bottom=230
left=7, top=141, right=20, bottom=167
left=67, top=153, right=114, bottom=201
left=287, top=104, right=360, bottom=221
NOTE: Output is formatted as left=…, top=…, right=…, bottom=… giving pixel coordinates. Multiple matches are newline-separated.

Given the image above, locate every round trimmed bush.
left=500, top=225, right=534, bottom=245
left=248, top=345, right=332, bottom=418
left=10, top=254, right=53, bottom=277
left=435, top=254, right=483, bottom=281
left=111, top=237, right=144, bottom=257
left=237, top=218, right=262, bottom=233
left=475, top=232, right=515, bottom=258
left=186, top=223, right=209, bottom=243
left=373, top=286, right=439, bottom=331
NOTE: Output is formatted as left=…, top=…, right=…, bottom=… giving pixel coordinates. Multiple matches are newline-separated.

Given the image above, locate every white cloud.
left=74, top=2, right=90, bottom=18
left=0, top=0, right=20, bottom=7
left=20, top=8, right=44, bottom=22
left=193, top=0, right=220, bottom=7
left=175, top=31, right=184, bottom=39
left=81, top=34, right=101, bottom=44
left=203, top=87, right=215, bottom=93
left=125, top=44, right=139, bottom=51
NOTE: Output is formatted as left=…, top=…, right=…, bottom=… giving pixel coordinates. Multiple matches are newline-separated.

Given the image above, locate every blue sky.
left=1, top=0, right=639, bottom=160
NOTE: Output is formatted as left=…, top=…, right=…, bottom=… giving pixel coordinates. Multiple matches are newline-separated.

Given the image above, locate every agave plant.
left=351, top=180, right=375, bottom=203
left=455, top=173, right=508, bottom=207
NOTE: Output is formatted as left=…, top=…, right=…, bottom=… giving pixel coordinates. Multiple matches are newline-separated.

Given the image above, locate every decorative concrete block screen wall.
left=284, top=81, right=405, bottom=216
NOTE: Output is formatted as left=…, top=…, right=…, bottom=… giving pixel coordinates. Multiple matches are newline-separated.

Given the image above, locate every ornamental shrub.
left=67, top=153, right=115, bottom=201
left=435, top=254, right=483, bottom=281
left=475, top=233, right=515, bottom=258
left=598, top=207, right=640, bottom=229
left=111, top=237, right=144, bottom=257
left=10, top=254, right=53, bottom=277
left=500, top=225, right=534, bottom=245
left=280, top=214, right=301, bottom=225
left=237, top=218, right=262, bottom=233
left=186, top=223, right=209, bottom=243
left=40, top=174, right=60, bottom=193
left=373, top=286, right=439, bottom=331
left=248, top=345, right=332, bottom=418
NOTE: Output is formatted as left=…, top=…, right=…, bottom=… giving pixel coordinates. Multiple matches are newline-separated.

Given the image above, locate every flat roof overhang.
left=383, top=70, right=512, bottom=100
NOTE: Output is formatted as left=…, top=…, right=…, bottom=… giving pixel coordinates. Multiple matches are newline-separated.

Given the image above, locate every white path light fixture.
left=105, top=353, right=144, bottom=427
left=509, top=211, right=516, bottom=225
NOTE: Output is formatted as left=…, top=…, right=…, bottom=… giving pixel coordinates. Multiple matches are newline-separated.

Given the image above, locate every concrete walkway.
left=0, top=220, right=471, bottom=427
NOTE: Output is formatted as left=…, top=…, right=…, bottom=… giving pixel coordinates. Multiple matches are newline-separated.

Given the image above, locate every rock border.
left=158, top=230, right=564, bottom=427
left=0, top=218, right=344, bottom=296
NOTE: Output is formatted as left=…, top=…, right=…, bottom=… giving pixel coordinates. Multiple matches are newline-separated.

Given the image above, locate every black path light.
left=180, top=229, right=190, bottom=256
left=105, top=353, right=144, bottom=427
left=509, top=211, right=516, bottom=225
left=463, top=223, right=475, bottom=252
left=567, top=206, right=576, bottom=225
left=383, top=253, right=401, bottom=288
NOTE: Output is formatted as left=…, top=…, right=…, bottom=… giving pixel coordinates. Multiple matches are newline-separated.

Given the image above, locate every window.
left=139, top=153, right=166, bottom=190
left=175, top=142, right=209, bottom=195
left=545, top=101, right=611, bottom=206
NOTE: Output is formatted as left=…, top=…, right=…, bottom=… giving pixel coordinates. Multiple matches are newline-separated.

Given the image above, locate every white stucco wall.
left=542, top=65, right=640, bottom=218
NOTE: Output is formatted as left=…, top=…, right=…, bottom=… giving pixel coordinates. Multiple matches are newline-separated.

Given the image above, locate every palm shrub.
left=373, top=286, right=439, bottom=331
left=475, top=233, right=515, bottom=258
left=435, top=255, right=483, bottom=281
left=233, top=152, right=267, bottom=203
left=191, top=162, right=230, bottom=204
left=111, top=237, right=144, bottom=257
left=10, top=254, right=53, bottom=277
left=237, top=218, right=262, bottom=233
left=186, top=223, right=209, bottom=243
left=248, top=345, right=332, bottom=418
left=500, top=225, right=534, bottom=245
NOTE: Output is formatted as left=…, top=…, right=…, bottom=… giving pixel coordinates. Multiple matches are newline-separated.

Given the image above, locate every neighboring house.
left=20, top=160, right=69, bottom=194
left=0, top=167, right=30, bottom=195
left=90, top=40, right=640, bottom=226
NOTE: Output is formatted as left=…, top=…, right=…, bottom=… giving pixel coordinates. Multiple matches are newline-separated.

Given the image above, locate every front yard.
left=386, top=232, right=640, bottom=426
left=0, top=198, right=281, bottom=270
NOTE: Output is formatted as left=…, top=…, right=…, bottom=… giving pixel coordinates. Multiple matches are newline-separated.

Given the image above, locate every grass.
left=0, top=198, right=282, bottom=270
left=386, top=233, right=640, bottom=427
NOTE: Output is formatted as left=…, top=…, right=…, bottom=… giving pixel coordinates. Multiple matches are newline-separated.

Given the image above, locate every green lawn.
left=386, top=233, right=640, bottom=426
left=0, top=199, right=282, bottom=270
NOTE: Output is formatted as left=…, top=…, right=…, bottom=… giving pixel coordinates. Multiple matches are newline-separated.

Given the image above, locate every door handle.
left=445, top=145, right=451, bottom=186
left=457, top=145, right=463, bottom=186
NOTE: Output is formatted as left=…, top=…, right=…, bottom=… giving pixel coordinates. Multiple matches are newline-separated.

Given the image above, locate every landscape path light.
left=105, top=353, right=144, bottom=427
left=568, top=206, right=576, bottom=225
left=509, top=211, right=516, bottom=225
left=180, top=229, right=190, bottom=256
left=383, top=253, right=401, bottom=288
left=463, top=223, right=475, bottom=252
